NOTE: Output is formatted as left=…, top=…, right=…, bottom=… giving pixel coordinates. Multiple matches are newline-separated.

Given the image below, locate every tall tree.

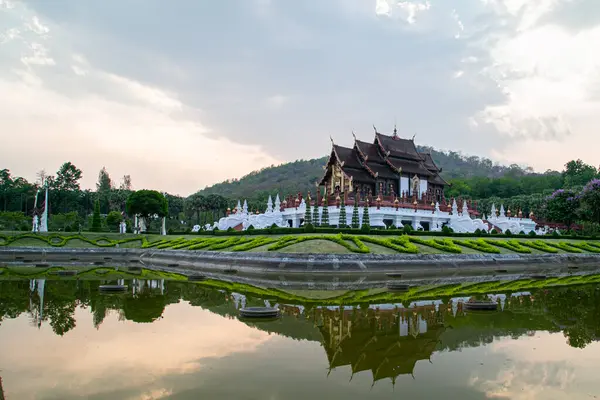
left=579, top=179, right=600, bottom=225
left=563, top=159, right=598, bottom=188
left=545, top=189, right=580, bottom=230
left=126, top=190, right=168, bottom=229
left=0, top=169, right=13, bottom=212
left=55, top=162, right=83, bottom=191
left=96, top=167, right=113, bottom=214
left=119, top=175, right=132, bottom=191
left=186, top=193, right=206, bottom=225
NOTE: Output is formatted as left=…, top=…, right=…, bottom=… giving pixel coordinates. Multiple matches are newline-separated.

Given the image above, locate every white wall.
left=419, top=179, right=428, bottom=197
left=400, top=176, right=409, bottom=195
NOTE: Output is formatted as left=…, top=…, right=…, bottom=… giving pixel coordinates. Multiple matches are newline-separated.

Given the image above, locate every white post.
left=39, top=186, right=49, bottom=233
left=161, top=217, right=167, bottom=235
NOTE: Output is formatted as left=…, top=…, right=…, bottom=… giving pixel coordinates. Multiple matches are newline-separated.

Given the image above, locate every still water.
left=1, top=278, right=600, bottom=399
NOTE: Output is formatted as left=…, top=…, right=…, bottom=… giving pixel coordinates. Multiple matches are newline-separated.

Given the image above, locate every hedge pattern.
left=2, top=233, right=600, bottom=256
left=457, top=239, right=502, bottom=254
left=485, top=239, right=532, bottom=254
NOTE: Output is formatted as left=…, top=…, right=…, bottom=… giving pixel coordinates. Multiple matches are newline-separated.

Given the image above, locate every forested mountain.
left=196, top=146, right=557, bottom=202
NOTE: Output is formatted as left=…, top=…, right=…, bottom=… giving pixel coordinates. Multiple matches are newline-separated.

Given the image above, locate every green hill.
left=196, top=147, right=537, bottom=203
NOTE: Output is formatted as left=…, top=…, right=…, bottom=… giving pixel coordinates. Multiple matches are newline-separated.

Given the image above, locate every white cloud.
left=469, top=333, right=600, bottom=399
left=0, top=2, right=280, bottom=195
left=375, top=0, right=431, bottom=24
left=453, top=70, right=464, bottom=78
left=451, top=9, right=465, bottom=38
left=20, top=42, right=55, bottom=66
left=265, top=94, right=288, bottom=109
left=471, top=0, right=600, bottom=170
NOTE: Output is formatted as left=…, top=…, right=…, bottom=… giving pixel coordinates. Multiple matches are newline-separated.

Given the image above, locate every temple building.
left=319, top=126, right=448, bottom=202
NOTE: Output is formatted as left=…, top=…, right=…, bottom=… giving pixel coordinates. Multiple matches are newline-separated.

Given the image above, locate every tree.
left=563, top=159, right=598, bottom=188
left=119, top=175, right=132, bottom=191
left=186, top=193, right=206, bottom=225
left=337, top=196, right=345, bottom=228
left=96, top=167, right=113, bottom=214
left=106, top=211, right=123, bottom=232
left=126, top=190, right=168, bottom=228
left=579, top=179, right=600, bottom=224
left=0, top=169, right=14, bottom=212
left=545, top=189, right=580, bottom=230
left=304, top=196, right=312, bottom=225
left=91, top=199, right=102, bottom=232
left=55, top=162, right=83, bottom=192
left=322, top=198, right=330, bottom=226
left=312, top=198, right=319, bottom=226
left=361, top=200, right=370, bottom=231
left=351, top=200, right=359, bottom=229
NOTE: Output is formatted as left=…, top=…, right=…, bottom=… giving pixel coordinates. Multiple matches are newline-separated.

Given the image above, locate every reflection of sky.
left=1, top=303, right=600, bottom=399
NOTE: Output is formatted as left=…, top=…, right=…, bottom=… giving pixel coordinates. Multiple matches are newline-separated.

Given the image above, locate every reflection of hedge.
left=197, top=273, right=600, bottom=306
left=2, top=233, right=600, bottom=256
left=0, top=265, right=186, bottom=281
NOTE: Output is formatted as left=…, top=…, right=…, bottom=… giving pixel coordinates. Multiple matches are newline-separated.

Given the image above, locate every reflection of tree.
left=3, top=278, right=600, bottom=354
left=122, top=292, right=166, bottom=323
left=537, top=286, right=600, bottom=349
left=0, top=281, right=30, bottom=326
left=44, top=281, right=78, bottom=336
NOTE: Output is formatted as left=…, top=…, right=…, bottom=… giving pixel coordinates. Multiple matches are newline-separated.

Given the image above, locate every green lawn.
left=1, top=231, right=600, bottom=256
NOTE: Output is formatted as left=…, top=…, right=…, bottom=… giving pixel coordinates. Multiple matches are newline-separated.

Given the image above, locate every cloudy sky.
left=1, top=0, right=599, bottom=195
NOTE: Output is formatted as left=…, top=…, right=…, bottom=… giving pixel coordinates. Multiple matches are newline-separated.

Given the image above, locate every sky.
left=1, top=0, right=599, bottom=196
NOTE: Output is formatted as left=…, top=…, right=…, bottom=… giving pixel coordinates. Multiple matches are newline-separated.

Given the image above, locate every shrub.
left=409, top=236, right=462, bottom=253
left=337, top=197, right=344, bottom=227
left=322, top=199, right=330, bottom=227
left=404, top=224, right=414, bottom=234
left=304, top=223, right=316, bottom=233
left=456, top=239, right=501, bottom=254
left=504, top=229, right=512, bottom=235
left=358, top=235, right=418, bottom=253
left=351, top=202, right=359, bottom=229
left=529, top=231, right=536, bottom=237
left=520, top=240, right=559, bottom=253
left=485, top=239, right=532, bottom=254
left=491, top=229, right=498, bottom=235
left=442, top=225, right=453, bottom=235
left=519, top=231, right=525, bottom=235
left=474, top=228, right=482, bottom=237
left=106, top=211, right=123, bottom=232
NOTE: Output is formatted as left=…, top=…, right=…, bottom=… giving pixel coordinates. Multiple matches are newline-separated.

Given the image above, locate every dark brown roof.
left=341, top=167, right=375, bottom=183
left=332, top=145, right=362, bottom=169
left=420, top=152, right=441, bottom=173
left=388, top=156, right=432, bottom=176
left=354, top=140, right=382, bottom=161
left=375, top=133, right=422, bottom=161
left=429, top=173, right=449, bottom=186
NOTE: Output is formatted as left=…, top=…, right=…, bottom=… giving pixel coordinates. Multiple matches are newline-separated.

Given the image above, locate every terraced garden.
left=1, top=232, right=600, bottom=255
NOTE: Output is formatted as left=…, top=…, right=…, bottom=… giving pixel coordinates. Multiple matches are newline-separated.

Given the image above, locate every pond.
left=1, top=277, right=600, bottom=399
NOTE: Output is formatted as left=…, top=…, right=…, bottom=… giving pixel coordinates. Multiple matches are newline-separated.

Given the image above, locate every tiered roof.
left=319, top=128, right=448, bottom=186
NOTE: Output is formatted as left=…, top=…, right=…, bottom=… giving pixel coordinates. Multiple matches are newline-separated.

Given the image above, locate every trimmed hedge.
left=2, top=232, right=600, bottom=256
left=408, top=237, right=463, bottom=253
left=485, top=239, right=532, bottom=254
left=187, top=227, right=599, bottom=241
left=457, top=239, right=501, bottom=254
left=357, top=235, right=419, bottom=254
left=520, top=240, right=559, bottom=253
